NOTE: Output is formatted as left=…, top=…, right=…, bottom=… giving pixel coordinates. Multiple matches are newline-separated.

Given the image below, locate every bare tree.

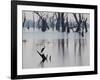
left=83, top=18, right=88, bottom=32
left=22, top=12, right=26, bottom=27
left=56, top=12, right=60, bottom=31
left=73, top=13, right=88, bottom=37
left=37, top=18, right=42, bottom=30
left=49, top=13, right=56, bottom=31
left=65, top=16, right=70, bottom=33
left=33, top=11, right=49, bottom=32
left=61, top=13, right=65, bottom=32
left=32, top=12, right=35, bottom=30
left=73, top=13, right=82, bottom=32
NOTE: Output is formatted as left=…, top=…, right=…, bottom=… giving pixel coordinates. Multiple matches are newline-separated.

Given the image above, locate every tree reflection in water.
left=22, top=32, right=89, bottom=68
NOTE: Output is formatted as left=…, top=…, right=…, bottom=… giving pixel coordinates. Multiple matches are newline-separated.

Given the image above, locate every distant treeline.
left=23, top=11, right=89, bottom=36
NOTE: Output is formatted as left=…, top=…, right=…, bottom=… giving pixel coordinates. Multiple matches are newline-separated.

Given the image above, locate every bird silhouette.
left=37, top=46, right=48, bottom=63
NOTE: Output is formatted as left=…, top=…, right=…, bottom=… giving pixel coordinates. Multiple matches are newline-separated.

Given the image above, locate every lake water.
left=22, top=30, right=90, bottom=69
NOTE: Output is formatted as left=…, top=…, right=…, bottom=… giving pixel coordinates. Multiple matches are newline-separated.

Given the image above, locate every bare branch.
left=34, top=11, right=43, bottom=20
left=79, top=13, right=82, bottom=23
left=73, top=13, right=79, bottom=24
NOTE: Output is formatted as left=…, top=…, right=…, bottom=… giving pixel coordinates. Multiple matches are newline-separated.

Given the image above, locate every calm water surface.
left=22, top=31, right=90, bottom=69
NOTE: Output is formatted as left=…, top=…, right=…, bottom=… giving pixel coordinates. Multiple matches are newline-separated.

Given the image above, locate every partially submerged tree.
left=83, top=18, right=88, bottom=32
left=65, top=16, right=70, bottom=33
left=22, top=12, right=26, bottom=27
left=73, top=13, right=82, bottom=32
left=32, top=12, right=35, bottom=30
left=33, top=11, right=49, bottom=32
left=73, top=13, right=88, bottom=37
left=55, top=12, right=66, bottom=32
left=61, top=13, right=65, bottom=32
left=49, top=13, right=55, bottom=31
left=56, top=12, right=61, bottom=31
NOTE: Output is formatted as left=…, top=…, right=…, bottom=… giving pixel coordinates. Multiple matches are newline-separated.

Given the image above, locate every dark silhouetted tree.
left=34, top=11, right=49, bottom=32
left=22, top=12, right=26, bottom=27
left=83, top=18, right=88, bottom=32
left=56, top=12, right=60, bottom=31
left=65, top=16, right=70, bottom=33
left=73, top=13, right=88, bottom=37
left=61, top=13, right=65, bottom=32
left=49, top=13, right=55, bottom=31
left=73, top=13, right=82, bottom=32
left=32, top=12, right=35, bottom=30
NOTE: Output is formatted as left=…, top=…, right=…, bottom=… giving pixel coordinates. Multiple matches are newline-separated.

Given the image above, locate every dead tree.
left=83, top=18, right=88, bottom=32
left=32, top=12, right=35, bottom=30
left=34, top=11, right=49, bottom=32
left=73, top=13, right=82, bottom=32
left=22, top=12, right=26, bottom=27
left=61, top=13, right=65, bottom=32
left=27, top=20, right=30, bottom=30
left=37, top=18, right=42, bottom=30
left=56, top=12, right=61, bottom=31
left=49, top=13, right=55, bottom=31
left=65, top=16, right=70, bottom=33
left=73, top=13, right=88, bottom=37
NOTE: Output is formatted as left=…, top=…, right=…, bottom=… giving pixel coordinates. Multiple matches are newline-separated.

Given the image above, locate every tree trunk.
left=56, top=13, right=60, bottom=31
left=84, top=18, right=88, bottom=32
left=33, top=13, right=35, bottom=30
left=73, top=13, right=81, bottom=32
left=42, top=19, right=49, bottom=32
left=34, top=11, right=49, bottom=32
left=61, top=13, right=65, bottom=32
left=23, top=13, right=26, bottom=27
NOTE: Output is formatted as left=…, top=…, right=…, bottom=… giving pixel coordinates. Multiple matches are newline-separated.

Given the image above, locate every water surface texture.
left=22, top=31, right=90, bottom=68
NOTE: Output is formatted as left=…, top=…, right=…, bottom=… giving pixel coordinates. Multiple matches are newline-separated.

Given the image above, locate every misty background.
left=22, top=10, right=90, bottom=69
